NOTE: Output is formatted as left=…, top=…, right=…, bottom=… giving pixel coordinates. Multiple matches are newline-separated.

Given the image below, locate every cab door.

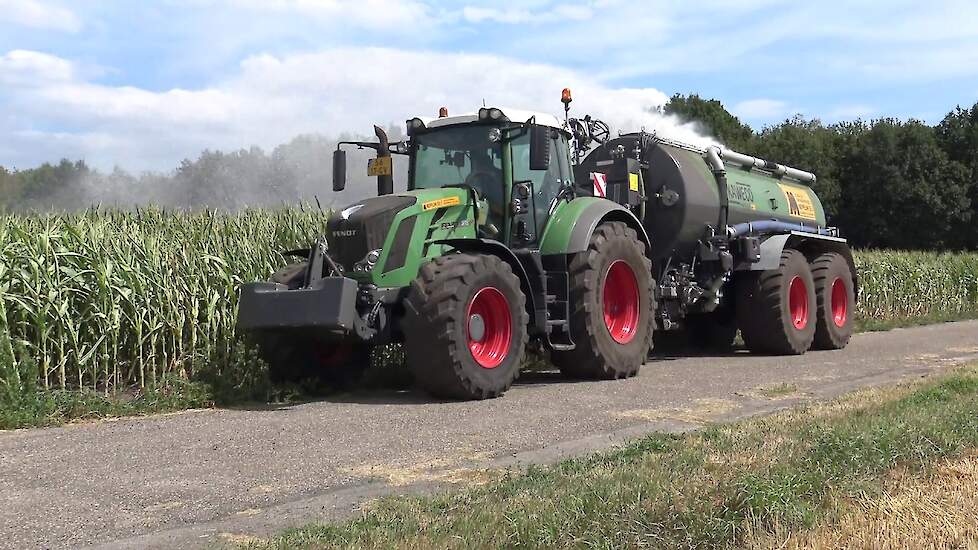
left=509, top=131, right=563, bottom=248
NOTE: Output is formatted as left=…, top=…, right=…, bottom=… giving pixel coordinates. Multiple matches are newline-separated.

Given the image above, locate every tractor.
left=237, top=91, right=857, bottom=400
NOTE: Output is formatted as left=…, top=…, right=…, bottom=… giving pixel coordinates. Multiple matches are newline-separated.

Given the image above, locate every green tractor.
left=237, top=92, right=857, bottom=400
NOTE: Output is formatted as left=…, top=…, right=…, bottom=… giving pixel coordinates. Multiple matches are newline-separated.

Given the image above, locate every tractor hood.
left=325, top=187, right=477, bottom=286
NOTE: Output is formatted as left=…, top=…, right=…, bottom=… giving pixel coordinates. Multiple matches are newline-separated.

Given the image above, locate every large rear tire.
left=736, top=248, right=816, bottom=355
left=403, top=254, right=528, bottom=400
left=811, top=252, right=856, bottom=350
left=551, top=222, right=654, bottom=379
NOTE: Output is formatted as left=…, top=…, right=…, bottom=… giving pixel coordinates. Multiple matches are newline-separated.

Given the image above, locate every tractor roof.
left=415, top=107, right=565, bottom=132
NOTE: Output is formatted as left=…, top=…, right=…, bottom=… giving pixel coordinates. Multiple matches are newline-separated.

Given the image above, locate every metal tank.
left=577, top=133, right=827, bottom=262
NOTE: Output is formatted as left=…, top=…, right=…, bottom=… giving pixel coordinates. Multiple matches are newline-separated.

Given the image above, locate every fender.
left=539, top=197, right=652, bottom=256
left=435, top=238, right=541, bottom=331
left=753, top=231, right=859, bottom=298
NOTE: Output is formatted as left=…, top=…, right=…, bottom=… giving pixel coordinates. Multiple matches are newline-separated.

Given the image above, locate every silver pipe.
left=718, top=148, right=816, bottom=184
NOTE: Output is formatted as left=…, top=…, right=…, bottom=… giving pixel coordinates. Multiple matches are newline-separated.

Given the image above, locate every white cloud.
left=0, top=47, right=717, bottom=170
left=222, top=0, right=434, bottom=29
left=0, top=49, right=74, bottom=85
left=0, top=0, right=81, bottom=32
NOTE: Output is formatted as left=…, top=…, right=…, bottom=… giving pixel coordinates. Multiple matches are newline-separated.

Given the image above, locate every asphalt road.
left=3, top=320, right=978, bottom=549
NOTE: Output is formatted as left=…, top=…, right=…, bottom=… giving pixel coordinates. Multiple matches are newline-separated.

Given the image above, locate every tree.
left=834, top=119, right=971, bottom=249
left=664, top=94, right=754, bottom=150
left=936, top=103, right=978, bottom=249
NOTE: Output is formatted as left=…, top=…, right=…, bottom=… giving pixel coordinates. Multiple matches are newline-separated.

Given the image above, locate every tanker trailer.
left=572, top=124, right=856, bottom=355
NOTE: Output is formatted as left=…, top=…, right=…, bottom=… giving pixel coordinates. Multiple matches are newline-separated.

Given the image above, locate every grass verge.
left=253, top=364, right=978, bottom=549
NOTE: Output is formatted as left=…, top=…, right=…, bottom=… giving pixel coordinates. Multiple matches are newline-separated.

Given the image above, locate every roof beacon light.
left=561, top=88, right=573, bottom=105
left=439, top=107, right=449, bottom=118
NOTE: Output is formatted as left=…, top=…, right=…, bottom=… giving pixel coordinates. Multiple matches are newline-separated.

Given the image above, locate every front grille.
left=326, top=195, right=416, bottom=270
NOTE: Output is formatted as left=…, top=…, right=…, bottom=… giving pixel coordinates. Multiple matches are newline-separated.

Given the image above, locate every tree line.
left=2, top=98, right=976, bottom=250
left=666, top=95, right=978, bottom=250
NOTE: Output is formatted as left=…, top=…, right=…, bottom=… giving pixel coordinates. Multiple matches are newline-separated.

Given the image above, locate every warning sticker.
left=422, top=196, right=461, bottom=210
left=778, top=184, right=817, bottom=221
left=628, top=173, right=640, bottom=192
left=591, top=172, right=607, bottom=197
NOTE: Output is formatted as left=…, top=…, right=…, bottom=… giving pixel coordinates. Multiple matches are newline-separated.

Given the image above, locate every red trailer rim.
left=466, top=287, right=512, bottom=369
left=788, top=276, right=809, bottom=330
left=603, top=260, right=640, bottom=344
left=831, top=278, right=848, bottom=327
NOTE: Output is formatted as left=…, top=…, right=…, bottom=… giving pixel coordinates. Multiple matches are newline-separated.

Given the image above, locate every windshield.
left=411, top=126, right=503, bottom=192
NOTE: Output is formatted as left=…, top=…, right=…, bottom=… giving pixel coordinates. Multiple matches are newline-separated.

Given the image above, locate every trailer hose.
left=726, top=220, right=834, bottom=239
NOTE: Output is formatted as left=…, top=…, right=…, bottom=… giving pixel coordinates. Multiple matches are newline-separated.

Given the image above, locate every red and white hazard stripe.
left=591, top=172, right=607, bottom=198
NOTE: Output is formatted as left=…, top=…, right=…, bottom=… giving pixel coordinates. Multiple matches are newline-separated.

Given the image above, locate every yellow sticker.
left=778, top=184, right=817, bottom=221
left=628, top=173, right=640, bottom=192
left=367, top=156, right=392, bottom=177
left=422, top=196, right=461, bottom=210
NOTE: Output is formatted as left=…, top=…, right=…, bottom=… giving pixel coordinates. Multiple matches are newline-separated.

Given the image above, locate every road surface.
left=2, top=320, right=977, bottom=549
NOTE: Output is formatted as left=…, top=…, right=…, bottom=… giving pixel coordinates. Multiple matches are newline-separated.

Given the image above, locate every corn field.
left=1, top=209, right=977, bottom=396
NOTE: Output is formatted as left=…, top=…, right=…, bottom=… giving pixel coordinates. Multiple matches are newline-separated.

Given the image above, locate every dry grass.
left=750, top=452, right=978, bottom=549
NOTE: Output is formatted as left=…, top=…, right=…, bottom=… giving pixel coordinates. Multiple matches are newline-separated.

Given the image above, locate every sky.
left=1, top=0, right=976, bottom=172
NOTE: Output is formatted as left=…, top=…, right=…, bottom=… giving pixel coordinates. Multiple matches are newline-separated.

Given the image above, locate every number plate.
left=367, top=156, right=393, bottom=177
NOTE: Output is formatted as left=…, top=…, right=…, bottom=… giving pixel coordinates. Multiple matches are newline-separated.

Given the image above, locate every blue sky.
left=1, top=0, right=976, bottom=171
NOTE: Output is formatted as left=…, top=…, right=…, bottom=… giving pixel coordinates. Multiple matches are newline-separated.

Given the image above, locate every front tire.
left=551, top=222, right=654, bottom=379
left=403, top=254, right=528, bottom=400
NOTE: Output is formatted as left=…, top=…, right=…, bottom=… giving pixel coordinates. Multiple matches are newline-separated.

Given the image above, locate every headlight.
left=365, top=249, right=382, bottom=266
left=355, top=248, right=383, bottom=273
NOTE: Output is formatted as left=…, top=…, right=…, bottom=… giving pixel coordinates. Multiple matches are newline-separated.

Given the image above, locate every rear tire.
left=736, top=248, right=816, bottom=355
left=811, top=252, right=856, bottom=349
left=403, top=254, right=528, bottom=400
left=551, top=222, right=654, bottom=379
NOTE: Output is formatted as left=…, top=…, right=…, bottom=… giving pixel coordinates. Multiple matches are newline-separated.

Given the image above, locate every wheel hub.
left=788, top=276, right=809, bottom=330
left=830, top=277, right=848, bottom=327
left=468, top=314, right=486, bottom=342
left=466, top=287, right=511, bottom=369
left=603, top=260, right=640, bottom=344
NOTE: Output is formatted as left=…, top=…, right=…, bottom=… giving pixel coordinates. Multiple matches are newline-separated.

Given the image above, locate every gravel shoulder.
left=3, top=320, right=977, bottom=549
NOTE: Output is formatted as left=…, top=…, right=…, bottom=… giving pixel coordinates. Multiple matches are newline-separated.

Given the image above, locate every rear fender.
left=539, top=197, right=651, bottom=256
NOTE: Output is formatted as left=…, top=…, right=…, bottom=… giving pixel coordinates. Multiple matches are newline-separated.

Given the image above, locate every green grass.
left=254, top=366, right=978, bottom=549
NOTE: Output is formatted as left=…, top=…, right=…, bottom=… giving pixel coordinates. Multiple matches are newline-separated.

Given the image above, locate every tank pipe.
left=719, top=149, right=817, bottom=184
left=726, top=220, right=833, bottom=239
left=704, top=146, right=730, bottom=235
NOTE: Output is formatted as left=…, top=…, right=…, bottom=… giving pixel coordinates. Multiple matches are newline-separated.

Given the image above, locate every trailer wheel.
left=736, top=248, right=816, bottom=355
left=811, top=252, right=856, bottom=349
left=552, top=222, right=654, bottom=379
left=403, top=253, right=528, bottom=400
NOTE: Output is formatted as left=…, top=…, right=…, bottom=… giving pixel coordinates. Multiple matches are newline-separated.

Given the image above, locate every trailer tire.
left=403, top=253, right=528, bottom=400
left=736, top=248, right=816, bottom=355
left=552, top=222, right=654, bottom=379
left=811, top=252, right=856, bottom=350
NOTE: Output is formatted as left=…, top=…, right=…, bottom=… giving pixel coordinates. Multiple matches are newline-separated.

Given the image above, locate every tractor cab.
left=404, top=108, right=575, bottom=248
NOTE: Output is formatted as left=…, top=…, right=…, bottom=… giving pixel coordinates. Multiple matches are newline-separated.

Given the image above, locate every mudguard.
left=754, top=231, right=859, bottom=298
left=539, top=197, right=651, bottom=256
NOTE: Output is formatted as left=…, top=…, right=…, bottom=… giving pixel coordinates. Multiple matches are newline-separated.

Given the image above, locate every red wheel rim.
left=831, top=278, right=848, bottom=327
left=466, top=287, right=512, bottom=369
left=603, top=260, right=640, bottom=344
left=788, top=276, right=809, bottom=330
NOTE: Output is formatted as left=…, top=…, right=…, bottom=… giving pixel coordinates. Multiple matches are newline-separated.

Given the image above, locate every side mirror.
left=332, top=149, right=346, bottom=192
left=529, top=124, right=551, bottom=171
